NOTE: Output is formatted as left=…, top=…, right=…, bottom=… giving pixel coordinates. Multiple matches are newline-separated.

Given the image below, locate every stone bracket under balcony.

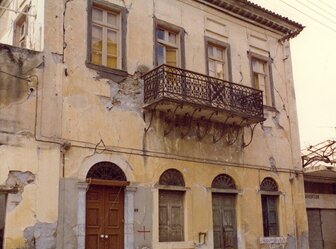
left=142, top=64, right=265, bottom=146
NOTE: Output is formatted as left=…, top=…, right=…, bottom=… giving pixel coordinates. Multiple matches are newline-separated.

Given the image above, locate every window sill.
left=86, top=62, right=128, bottom=82
left=156, top=184, right=190, bottom=191
left=260, top=236, right=287, bottom=244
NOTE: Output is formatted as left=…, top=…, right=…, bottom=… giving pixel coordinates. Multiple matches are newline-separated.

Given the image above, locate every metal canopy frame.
left=302, top=140, right=336, bottom=168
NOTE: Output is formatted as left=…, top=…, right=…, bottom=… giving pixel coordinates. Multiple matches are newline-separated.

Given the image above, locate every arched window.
left=260, top=177, right=278, bottom=192
left=211, top=174, right=236, bottom=189
left=260, top=177, right=279, bottom=237
left=158, top=169, right=185, bottom=242
left=159, top=169, right=185, bottom=186
left=86, top=161, right=127, bottom=181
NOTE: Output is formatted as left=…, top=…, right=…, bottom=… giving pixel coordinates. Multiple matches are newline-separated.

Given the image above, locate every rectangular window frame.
left=261, top=194, right=279, bottom=237
left=248, top=51, right=275, bottom=108
left=86, top=0, right=127, bottom=77
left=13, top=14, right=28, bottom=48
left=205, top=37, right=232, bottom=81
left=154, top=18, right=185, bottom=68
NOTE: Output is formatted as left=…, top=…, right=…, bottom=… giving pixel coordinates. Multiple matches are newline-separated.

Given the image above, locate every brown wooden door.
left=212, top=193, right=237, bottom=249
left=86, top=185, right=124, bottom=249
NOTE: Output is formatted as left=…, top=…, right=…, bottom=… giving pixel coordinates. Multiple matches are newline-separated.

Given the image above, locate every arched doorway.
left=85, top=162, right=128, bottom=249
left=211, top=174, right=237, bottom=249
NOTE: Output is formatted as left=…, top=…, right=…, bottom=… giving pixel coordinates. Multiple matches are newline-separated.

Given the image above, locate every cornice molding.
left=197, top=0, right=304, bottom=40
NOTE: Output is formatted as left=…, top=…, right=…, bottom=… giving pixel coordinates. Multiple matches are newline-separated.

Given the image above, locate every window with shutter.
left=158, top=169, right=185, bottom=242
left=205, top=38, right=231, bottom=81
left=155, top=20, right=185, bottom=68
left=249, top=52, right=274, bottom=107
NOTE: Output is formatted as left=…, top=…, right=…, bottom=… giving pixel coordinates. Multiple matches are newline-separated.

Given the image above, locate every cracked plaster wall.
left=58, top=0, right=307, bottom=248
left=0, top=141, right=60, bottom=249
left=56, top=0, right=303, bottom=175
left=0, top=44, right=42, bottom=137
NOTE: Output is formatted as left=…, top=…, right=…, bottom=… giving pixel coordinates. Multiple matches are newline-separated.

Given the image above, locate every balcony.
left=143, top=64, right=265, bottom=127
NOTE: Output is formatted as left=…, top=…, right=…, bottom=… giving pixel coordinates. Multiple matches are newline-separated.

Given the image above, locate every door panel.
left=105, top=187, right=124, bottom=249
left=212, top=194, right=237, bottom=249
left=86, top=185, right=124, bottom=249
left=86, top=185, right=105, bottom=249
left=321, top=209, right=336, bottom=249
left=307, top=209, right=323, bottom=249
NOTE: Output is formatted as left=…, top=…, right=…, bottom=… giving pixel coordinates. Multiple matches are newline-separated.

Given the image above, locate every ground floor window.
left=260, top=177, right=279, bottom=237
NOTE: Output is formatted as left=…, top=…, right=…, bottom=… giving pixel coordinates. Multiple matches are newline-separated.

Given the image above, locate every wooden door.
left=86, top=185, right=124, bottom=249
left=212, top=193, right=237, bottom=249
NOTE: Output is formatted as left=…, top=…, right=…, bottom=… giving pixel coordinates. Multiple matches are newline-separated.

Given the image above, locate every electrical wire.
left=294, top=0, right=336, bottom=25
left=319, top=0, right=336, bottom=12
left=306, top=0, right=336, bottom=20
left=279, top=0, right=336, bottom=33
left=0, top=70, right=31, bottom=81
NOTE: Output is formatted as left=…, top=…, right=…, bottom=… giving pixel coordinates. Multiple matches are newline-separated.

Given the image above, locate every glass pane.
left=166, top=47, right=177, bottom=66
left=216, top=47, right=224, bottom=60
left=20, top=23, right=25, bottom=36
left=157, top=28, right=165, bottom=40
left=107, top=12, right=117, bottom=26
left=92, top=25, right=102, bottom=52
left=208, top=45, right=213, bottom=57
left=92, top=52, right=102, bottom=65
left=107, top=56, right=117, bottom=68
left=252, top=59, right=265, bottom=74
left=169, top=32, right=176, bottom=44
left=208, top=60, right=215, bottom=77
left=157, top=44, right=165, bottom=65
left=92, top=8, right=103, bottom=22
left=107, top=30, right=117, bottom=55
left=216, top=62, right=225, bottom=79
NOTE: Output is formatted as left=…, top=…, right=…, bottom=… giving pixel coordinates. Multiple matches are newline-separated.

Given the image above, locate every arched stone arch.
left=211, top=174, right=236, bottom=189
left=86, top=161, right=127, bottom=181
left=78, top=154, right=134, bottom=182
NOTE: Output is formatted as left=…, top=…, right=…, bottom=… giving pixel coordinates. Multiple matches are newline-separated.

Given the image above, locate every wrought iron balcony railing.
left=143, top=64, right=264, bottom=124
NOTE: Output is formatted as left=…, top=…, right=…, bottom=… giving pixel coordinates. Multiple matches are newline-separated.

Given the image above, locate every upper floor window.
left=205, top=38, right=231, bottom=81
left=87, top=1, right=126, bottom=73
left=14, top=14, right=28, bottom=48
left=260, top=177, right=279, bottom=237
left=249, top=52, right=274, bottom=107
left=155, top=20, right=185, bottom=68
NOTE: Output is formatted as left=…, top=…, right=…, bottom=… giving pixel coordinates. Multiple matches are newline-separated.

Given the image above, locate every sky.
left=249, top=0, right=336, bottom=149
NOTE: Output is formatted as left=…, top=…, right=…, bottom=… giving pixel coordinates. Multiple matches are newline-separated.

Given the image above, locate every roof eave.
left=197, top=0, right=304, bottom=40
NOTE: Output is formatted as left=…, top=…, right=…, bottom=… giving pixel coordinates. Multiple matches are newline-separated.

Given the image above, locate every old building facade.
left=0, top=0, right=308, bottom=249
